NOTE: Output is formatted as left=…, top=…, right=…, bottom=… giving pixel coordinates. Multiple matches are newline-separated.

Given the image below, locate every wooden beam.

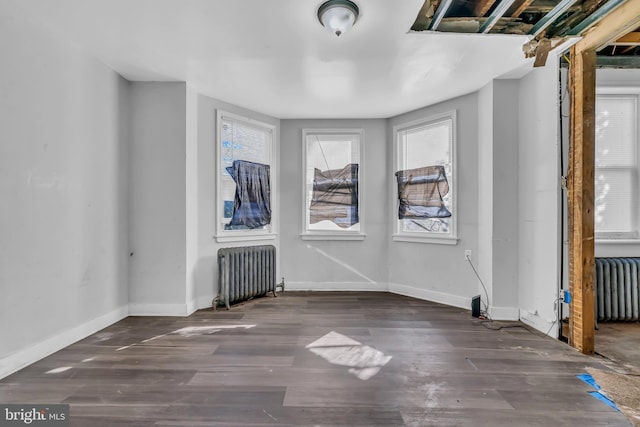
left=569, top=0, right=634, bottom=36
left=533, top=38, right=552, bottom=66
left=611, top=31, right=640, bottom=45
left=565, top=0, right=640, bottom=356
left=568, top=46, right=596, bottom=355
left=474, top=0, right=497, bottom=16
left=575, top=0, right=640, bottom=50
left=509, top=0, right=534, bottom=17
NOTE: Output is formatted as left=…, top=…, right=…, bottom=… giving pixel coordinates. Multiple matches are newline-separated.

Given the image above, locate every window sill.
left=392, top=234, right=458, bottom=245
left=596, top=239, right=640, bottom=245
left=301, top=233, right=366, bottom=241
left=215, top=233, right=276, bottom=243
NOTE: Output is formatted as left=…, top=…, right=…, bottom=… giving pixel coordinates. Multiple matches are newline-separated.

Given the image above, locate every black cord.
left=479, top=321, right=530, bottom=331
left=465, top=255, right=490, bottom=313
left=544, top=297, right=563, bottom=337
left=466, top=254, right=563, bottom=337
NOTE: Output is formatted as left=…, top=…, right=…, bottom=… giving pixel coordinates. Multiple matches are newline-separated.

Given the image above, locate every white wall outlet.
left=465, top=250, right=472, bottom=260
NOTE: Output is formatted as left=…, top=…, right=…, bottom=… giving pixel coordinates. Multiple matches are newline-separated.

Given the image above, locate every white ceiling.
left=9, top=0, right=534, bottom=119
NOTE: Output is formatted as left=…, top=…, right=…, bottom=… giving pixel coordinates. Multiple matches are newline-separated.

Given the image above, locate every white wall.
left=0, top=3, right=130, bottom=378
left=491, top=80, right=520, bottom=318
left=279, top=119, right=388, bottom=290
left=517, top=58, right=561, bottom=335
left=194, top=95, right=280, bottom=308
left=387, top=93, right=480, bottom=308
left=476, top=80, right=520, bottom=320
left=0, top=0, right=576, bottom=381
left=186, top=85, right=199, bottom=313
left=595, top=69, right=640, bottom=258
left=128, top=83, right=187, bottom=315
left=478, top=83, right=495, bottom=315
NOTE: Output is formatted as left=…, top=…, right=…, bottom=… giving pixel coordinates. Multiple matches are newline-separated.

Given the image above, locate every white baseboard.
left=490, top=306, right=520, bottom=321
left=285, top=281, right=388, bottom=292
left=0, top=305, right=129, bottom=380
left=197, top=294, right=215, bottom=310
left=388, top=282, right=470, bottom=310
left=128, top=303, right=190, bottom=316
left=186, top=299, right=198, bottom=315
left=519, top=309, right=558, bottom=336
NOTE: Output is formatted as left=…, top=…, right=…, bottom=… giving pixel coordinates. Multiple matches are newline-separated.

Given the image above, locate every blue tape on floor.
left=588, top=391, right=620, bottom=411
left=577, top=373, right=620, bottom=412
left=577, top=373, right=601, bottom=390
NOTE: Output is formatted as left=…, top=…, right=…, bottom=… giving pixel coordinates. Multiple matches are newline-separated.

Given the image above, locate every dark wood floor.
left=0, top=292, right=630, bottom=426
left=596, top=322, right=640, bottom=375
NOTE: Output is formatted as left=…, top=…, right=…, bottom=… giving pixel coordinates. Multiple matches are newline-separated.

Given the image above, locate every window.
left=216, top=110, right=276, bottom=242
left=393, top=111, right=457, bottom=244
left=595, top=93, right=639, bottom=240
left=302, top=129, right=364, bottom=240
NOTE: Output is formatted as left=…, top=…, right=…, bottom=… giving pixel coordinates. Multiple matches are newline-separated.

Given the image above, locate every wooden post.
left=566, top=0, right=640, bottom=355
left=567, top=46, right=596, bottom=354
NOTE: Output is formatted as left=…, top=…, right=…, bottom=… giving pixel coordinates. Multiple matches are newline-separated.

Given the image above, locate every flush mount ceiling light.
left=317, top=0, right=359, bottom=37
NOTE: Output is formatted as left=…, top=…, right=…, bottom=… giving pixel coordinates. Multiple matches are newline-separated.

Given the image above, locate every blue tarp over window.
left=225, top=160, right=271, bottom=230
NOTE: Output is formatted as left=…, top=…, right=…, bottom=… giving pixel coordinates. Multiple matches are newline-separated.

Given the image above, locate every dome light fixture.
left=317, top=0, right=359, bottom=37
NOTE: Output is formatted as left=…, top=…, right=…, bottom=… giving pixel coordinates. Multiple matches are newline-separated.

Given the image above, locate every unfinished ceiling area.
left=411, top=0, right=640, bottom=68
left=412, top=0, right=623, bottom=37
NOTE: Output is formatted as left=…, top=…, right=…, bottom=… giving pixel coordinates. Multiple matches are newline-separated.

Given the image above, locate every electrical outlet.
left=465, top=250, right=472, bottom=260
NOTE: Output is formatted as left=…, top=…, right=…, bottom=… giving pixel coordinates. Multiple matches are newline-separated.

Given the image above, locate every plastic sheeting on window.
left=225, top=160, right=271, bottom=230
left=310, top=163, right=359, bottom=228
left=395, top=165, right=451, bottom=219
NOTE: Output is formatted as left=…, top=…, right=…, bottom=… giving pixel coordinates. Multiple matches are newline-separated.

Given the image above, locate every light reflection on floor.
left=306, top=331, right=392, bottom=380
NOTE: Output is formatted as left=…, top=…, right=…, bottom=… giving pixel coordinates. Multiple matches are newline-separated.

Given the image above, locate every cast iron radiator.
left=595, top=257, right=640, bottom=322
left=214, top=245, right=277, bottom=310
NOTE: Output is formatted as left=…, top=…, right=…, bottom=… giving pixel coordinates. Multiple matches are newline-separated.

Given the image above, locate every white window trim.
left=301, top=128, right=365, bottom=241
left=594, top=89, right=640, bottom=242
left=215, top=110, right=277, bottom=243
left=391, top=110, right=458, bottom=245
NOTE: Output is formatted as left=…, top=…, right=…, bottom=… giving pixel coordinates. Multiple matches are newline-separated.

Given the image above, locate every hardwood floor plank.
left=0, top=291, right=632, bottom=426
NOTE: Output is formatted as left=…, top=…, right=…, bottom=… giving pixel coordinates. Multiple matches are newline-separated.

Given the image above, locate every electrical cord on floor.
left=465, top=254, right=490, bottom=315
left=544, top=297, right=563, bottom=337
left=479, top=321, right=531, bottom=331
left=466, top=254, right=544, bottom=334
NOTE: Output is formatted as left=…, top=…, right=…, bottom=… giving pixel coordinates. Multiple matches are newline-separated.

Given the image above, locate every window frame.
left=301, top=128, right=365, bottom=241
left=392, top=110, right=457, bottom=245
left=594, top=89, right=640, bottom=242
left=215, top=109, right=277, bottom=243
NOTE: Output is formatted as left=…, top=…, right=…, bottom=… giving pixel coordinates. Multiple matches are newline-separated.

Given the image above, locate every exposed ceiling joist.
left=428, top=0, right=454, bottom=30
left=611, top=31, right=640, bottom=46
left=508, top=0, right=535, bottom=18
left=567, top=0, right=627, bottom=36
left=474, top=0, right=498, bottom=16
left=479, top=0, right=517, bottom=33
left=529, top=0, right=580, bottom=37
left=574, top=0, right=640, bottom=50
